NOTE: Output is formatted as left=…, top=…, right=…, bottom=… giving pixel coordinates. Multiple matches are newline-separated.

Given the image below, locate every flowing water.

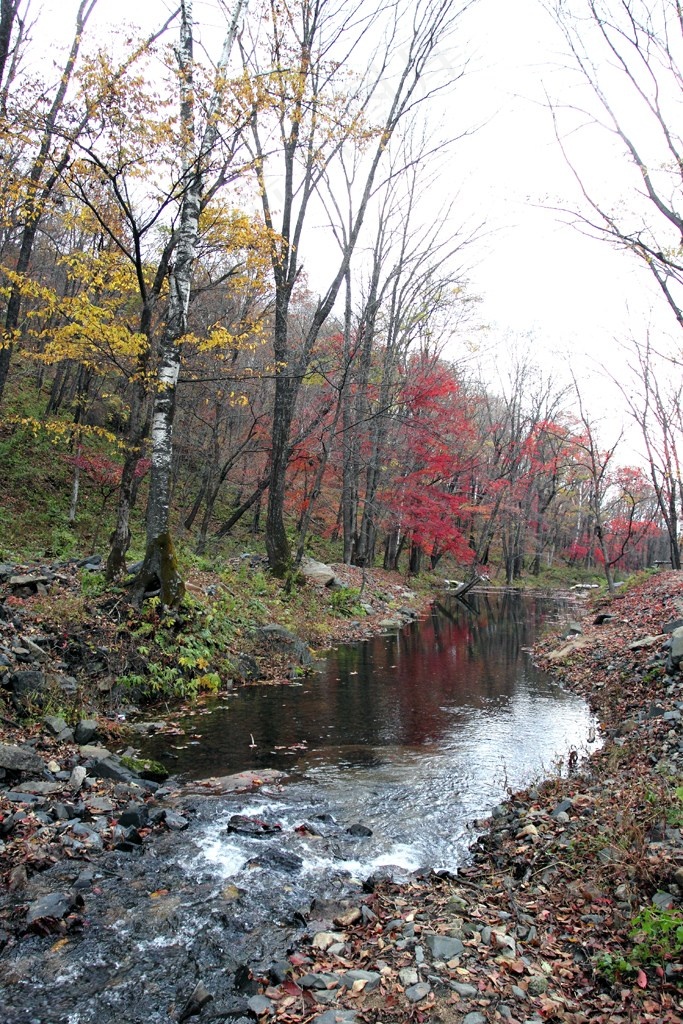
left=2, top=590, right=599, bottom=1024
left=139, top=590, right=597, bottom=878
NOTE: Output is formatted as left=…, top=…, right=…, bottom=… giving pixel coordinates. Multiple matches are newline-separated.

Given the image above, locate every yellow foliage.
left=5, top=416, right=122, bottom=446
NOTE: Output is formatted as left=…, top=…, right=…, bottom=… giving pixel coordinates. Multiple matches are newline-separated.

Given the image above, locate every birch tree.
left=133, top=0, right=248, bottom=606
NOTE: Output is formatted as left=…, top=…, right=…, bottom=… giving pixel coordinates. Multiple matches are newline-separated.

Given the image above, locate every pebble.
left=451, top=982, right=477, bottom=997
left=404, top=981, right=431, bottom=1003
left=247, top=994, right=274, bottom=1015
left=462, top=1014, right=487, bottom=1024
left=399, top=968, right=419, bottom=987
left=313, top=1012, right=356, bottom=1024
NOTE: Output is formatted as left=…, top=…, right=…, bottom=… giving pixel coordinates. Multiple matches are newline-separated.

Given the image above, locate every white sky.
left=30, top=0, right=678, bottom=453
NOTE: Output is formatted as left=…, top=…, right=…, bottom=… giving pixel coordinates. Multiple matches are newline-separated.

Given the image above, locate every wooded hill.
left=0, top=0, right=676, bottom=597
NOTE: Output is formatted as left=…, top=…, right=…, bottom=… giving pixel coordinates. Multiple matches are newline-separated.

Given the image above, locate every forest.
left=1, top=0, right=682, bottom=600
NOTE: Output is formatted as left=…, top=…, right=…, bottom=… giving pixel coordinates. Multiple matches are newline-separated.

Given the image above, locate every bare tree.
left=618, top=333, right=683, bottom=567
left=550, top=0, right=683, bottom=332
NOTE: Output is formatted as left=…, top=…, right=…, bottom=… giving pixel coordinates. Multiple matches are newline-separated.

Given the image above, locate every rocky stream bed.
left=3, top=566, right=683, bottom=1023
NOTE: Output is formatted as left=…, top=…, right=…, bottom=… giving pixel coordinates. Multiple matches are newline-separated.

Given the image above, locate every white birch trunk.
left=135, top=0, right=247, bottom=607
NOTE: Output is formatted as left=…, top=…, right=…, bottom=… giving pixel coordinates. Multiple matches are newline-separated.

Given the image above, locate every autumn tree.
left=0, top=1, right=101, bottom=404
left=240, top=0, right=475, bottom=577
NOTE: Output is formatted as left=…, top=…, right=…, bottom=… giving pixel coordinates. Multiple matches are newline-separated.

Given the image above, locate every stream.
left=1, top=590, right=598, bottom=1024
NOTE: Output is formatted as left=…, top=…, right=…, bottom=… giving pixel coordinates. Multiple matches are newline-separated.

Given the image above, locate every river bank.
left=2, top=567, right=683, bottom=1022
left=249, top=569, right=683, bottom=1024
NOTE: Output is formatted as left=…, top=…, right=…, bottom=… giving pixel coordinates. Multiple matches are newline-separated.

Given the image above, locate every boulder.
left=668, top=626, right=683, bottom=670
left=424, top=933, right=464, bottom=959
left=237, top=652, right=260, bottom=682
left=26, top=891, right=82, bottom=927
left=249, top=847, right=303, bottom=873
left=300, top=557, right=337, bottom=587
left=0, top=743, right=44, bottom=774
left=7, top=669, right=48, bottom=712
left=227, top=814, right=282, bottom=837
left=74, top=719, right=99, bottom=745
left=43, top=715, right=70, bottom=737
left=346, top=823, right=372, bottom=837
left=258, top=624, right=313, bottom=667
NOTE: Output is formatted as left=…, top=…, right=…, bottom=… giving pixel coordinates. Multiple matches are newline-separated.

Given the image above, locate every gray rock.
left=89, top=756, right=135, bottom=782
left=0, top=563, right=15, bottom=581
left=630, top=635, right=664, bottom=651
left=0, top=743, right=44, bottom=773
left=163, top=810, right=189, bottom=830
left=299, top=973, right=340, bottom=990
left=117, top=803, right=148, bottom=828
left=313, top=1012, right=357, bottom=1024
left=346, top=823, right=372, bottom=837
left=561, top=622, right=583, bottom=638
left=55, top=674, right=78, bottom=695
left=664, top=619, right=683, bottom=634
left=69, top=765, right=87, bottom=792
left=8, top=574, right=51, bottom=590
left=342, top=970, right=381, bottom=993
left=399, top=968, right=419, bottom=987
left=8, top=670, right=47, bottom=710
left=26, top=891, right=81, bottom=926
left=247, top=994, right=274, bottom=1016
left=313, top=991, right=338, bottom=1005
left=424, top=933, right=464, bottom=959
left=258, top=624, right=313, bottom=667
left=511, top=985, right=527, bottom=1001
left=462, top=1014, right=486, bottom=1024
left=178, top=981, right=213, bottom=1022
left=404, top=982, right=431, bottom=1003
left=14, top=780, right=60, bottom=795
left=552, top=798, right=573, bottom=817
left=451, top=982, right=477, bottom=997
left=300, top=557, right=337, bottom=587
left=250, top=847, right=303, bottom=872
left=74, top=719, right=99, bottom=744
left=669, top=626, right=683, bottom=669
left=78, top=744, right=111, bottom=759
left=44, top=715, right=69, bottom=737
left=19, top=636, right=49, bottom=662
left=237, top=653, right=260, bottom=682
left=653, top=890, right=675, bottom=910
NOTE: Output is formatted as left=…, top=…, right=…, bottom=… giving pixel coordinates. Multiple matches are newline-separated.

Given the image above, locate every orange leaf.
left=636, top=969, right=647, bottom=989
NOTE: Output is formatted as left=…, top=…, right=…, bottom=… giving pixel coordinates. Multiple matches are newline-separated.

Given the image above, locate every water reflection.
left=140, top=591, right=588, bottom=782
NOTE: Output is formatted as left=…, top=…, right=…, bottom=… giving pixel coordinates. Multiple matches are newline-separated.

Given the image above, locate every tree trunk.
left=133, top=0, right=245, bottom=606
